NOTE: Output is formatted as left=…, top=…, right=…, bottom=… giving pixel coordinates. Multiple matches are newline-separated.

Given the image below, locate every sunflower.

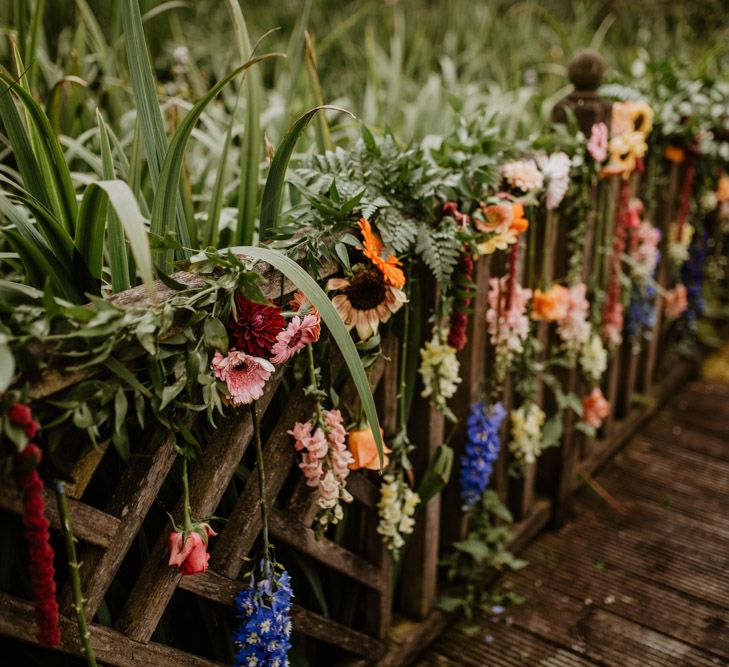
left=357, top=218, right=406, bottom=289
left=327, top=268, right=407, bottom=340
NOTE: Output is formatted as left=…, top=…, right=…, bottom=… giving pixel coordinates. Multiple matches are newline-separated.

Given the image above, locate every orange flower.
left=358, top=218, right=406, bottom=289
left=347, top=426, right=391, bottom=470
left=582, top=388, right=610, bottom=429
left=531, top=284, right=570, bottom=322
left=663, top=146, right=686, bottom=164
left=509, top=202, right=529, bottom=233
left=717, top=176, right=729, bottom=203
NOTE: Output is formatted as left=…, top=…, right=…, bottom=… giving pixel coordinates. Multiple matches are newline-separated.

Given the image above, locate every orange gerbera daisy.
left=357, top=218, right=406, bottom=289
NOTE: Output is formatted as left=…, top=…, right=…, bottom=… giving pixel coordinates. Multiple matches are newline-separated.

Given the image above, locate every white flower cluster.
left=419, top=335, right=461, bottom=411
left=667, top=222, right=694, bottom=266
left=509, top=402, right=546, bottom=465
left=536, top=152, right=571, bottom=211
left=579, top=333, right=608, bottom=384
left=502, top=159, right=544, bottom=192
left=377, top=474, right=420, bottom=554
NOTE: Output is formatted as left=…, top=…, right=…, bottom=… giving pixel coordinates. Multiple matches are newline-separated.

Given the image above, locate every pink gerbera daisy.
left=211, top=349, right=274, bottom=405
left=270, top=314, right=321, bottom=364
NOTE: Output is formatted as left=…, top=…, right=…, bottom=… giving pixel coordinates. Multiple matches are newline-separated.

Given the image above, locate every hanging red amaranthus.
left=602, top=180, right=635, bottom=347
left=447, top=252, right=474, bottom=351
left=9, top=405, right=61, bottom=648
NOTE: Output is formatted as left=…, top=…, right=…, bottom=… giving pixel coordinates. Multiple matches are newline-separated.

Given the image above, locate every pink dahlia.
left=228, top=295, right=286, bottom=358
left=587, top=122, right=608, bottom=163
left=211, top=350, right=274, bottom=405
left=270, top=314, right=321, bottom=364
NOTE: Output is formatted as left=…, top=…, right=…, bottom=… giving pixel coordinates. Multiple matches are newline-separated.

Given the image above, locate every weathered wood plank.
left=268, top=507, right=385, bottom=591
left=178, top=570, right=387, bottom=658
left=115, top=369, right=285, bottom=642
left=0, top=592, right=224, bottom=667
left=0, top=484, right=118, bottom=548
left=61, top=432, right=178, bottom=619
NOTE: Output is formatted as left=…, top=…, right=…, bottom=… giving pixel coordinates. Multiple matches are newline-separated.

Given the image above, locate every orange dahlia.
left=357, top=218, right=406, bottom=289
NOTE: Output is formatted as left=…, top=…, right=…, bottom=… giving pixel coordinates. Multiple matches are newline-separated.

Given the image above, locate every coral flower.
left=348, top=427, right=391, bottom=471
left=717, top=176, right=729, bottom=203
left=476, top=203, right=511, bottom=233
left=358, top=218, right=406, bottom=289
left=327, top=270, right=407, bottom=341
left=531, top=284, right=571, bottom=322
left=509, top=202, right=529, bottom=233
left=270, top=314, right=321, bottom=364
left=211, top=350, right=274, bottom=405
left=664, top=284, right=688, bottom=319
left=290, top=290, right=320, bottom=319
left=664, top=146, right=686, bottom=164
left=227, top=295, right=286, bottom=358
left=168, top=524, right=217, bottom=575
left=582, top=388, right=610, bottom=429
left=587, top=122, right=608, bottom=162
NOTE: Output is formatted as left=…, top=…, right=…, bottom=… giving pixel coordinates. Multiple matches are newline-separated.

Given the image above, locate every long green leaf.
left=224, top=0, right=263, bottom=247
left=204, top=113, right=234, bottom=248
left=0, top=74, right=51, bottom=210
left=96, top=110, right=131, bottom=291
left=80, top=180, right=155, bottom=296
left=221, top=245, right=386, bottom=466
left=0, top=71, right=78, bottom=231
left=259, top=106, right=352, bottom=239
left=150, top=55, right=280, bottom=267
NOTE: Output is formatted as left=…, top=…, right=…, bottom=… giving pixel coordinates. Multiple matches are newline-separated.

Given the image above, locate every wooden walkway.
left=416, top=377, right=729, bottom=667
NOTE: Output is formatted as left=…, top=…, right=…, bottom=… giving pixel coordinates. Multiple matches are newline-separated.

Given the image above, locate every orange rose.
left=531, top=284, right=570, bottom=322
left=347, top=427, right=391, bottom=470
left=476, top=203, right=510, bottom=233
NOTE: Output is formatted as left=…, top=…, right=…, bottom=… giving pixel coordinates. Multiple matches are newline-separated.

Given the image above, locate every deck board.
left=416, top=378, right=729, bottom=666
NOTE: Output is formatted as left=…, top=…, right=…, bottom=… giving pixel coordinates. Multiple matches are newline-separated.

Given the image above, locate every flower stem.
left=306, top=343, right=323, bottom=425
left=181, top=457, right=194, bottom=535
left=397, top=276, right=411, bottom=434
left=54, top=482, right=98, bottom=667
left=250, top=402, right=270, bottom=559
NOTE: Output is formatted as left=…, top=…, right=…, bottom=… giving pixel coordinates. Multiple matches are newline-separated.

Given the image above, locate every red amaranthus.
left=447, top=252, right=474, bottom=351
left=9, top=402, right=60, bottom=648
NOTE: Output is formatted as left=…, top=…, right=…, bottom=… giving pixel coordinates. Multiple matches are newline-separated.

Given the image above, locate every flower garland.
left=460, top=402, right=506, bottom=511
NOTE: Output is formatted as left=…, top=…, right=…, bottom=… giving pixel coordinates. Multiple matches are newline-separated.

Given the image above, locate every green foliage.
left=415, top=221, right=462, bottom=288
left=440, top=490, right=527, bottom=620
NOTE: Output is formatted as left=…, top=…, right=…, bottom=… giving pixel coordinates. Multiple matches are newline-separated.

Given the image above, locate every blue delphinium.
left=626, top=282, right=657, bottom=341
left=681, top=230, right=707, bottom=329
left=460, top=402, right=506, bottom=511
left=233, top=564, right=293, bottom=667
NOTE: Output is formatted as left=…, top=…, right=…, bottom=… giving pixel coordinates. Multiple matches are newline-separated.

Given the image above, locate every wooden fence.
left=0, top=55, right=713, bottom=666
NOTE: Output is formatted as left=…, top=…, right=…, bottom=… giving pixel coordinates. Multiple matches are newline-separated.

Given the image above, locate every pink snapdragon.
left=582, top=388, right=610, bottom=429
left=587, top=122, right=608, bottom=162
left=557, top=283, right=591, bottom=349
left=486, top=277, right=533, bottom=357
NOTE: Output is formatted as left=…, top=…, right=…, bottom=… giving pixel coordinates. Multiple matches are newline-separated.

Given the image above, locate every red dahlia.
left=227, top=295, right=286, bottom=358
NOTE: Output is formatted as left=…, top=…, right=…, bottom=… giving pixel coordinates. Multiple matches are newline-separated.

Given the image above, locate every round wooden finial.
left=567, top=49, right=605, bottom=91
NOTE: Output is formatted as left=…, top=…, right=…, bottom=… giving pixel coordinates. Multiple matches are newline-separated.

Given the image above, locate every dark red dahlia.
left=227, top=295, right=286, bottom=358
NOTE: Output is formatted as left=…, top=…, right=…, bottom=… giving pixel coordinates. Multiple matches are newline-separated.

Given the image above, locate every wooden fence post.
left=547, top=49, right=610, bottom=525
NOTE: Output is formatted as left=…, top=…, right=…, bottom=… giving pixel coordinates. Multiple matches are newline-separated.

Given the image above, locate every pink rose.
left=168, top=523, right=217, bottom=575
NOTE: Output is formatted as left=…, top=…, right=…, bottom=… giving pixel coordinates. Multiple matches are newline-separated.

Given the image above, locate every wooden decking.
left=416, top=378, right=729, bottom=667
